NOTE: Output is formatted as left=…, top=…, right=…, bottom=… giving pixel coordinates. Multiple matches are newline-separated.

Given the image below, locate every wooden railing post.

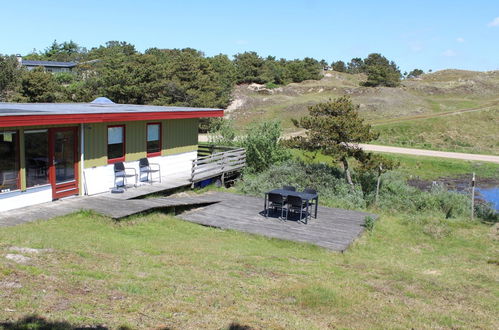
left=191, top=159, right=196, bottom=188
left=221, top=152, right=226, bottom=186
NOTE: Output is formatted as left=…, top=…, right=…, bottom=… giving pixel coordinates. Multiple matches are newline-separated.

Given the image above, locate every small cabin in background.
left=16, top=55, right=77, bottom=73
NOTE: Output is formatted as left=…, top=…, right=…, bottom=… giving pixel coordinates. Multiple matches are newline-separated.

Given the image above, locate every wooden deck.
left=0, top=188, right=375, bottom=251
left=179, top=192, right=375, bottom=251
left=0, top=175, right=208, bottom=226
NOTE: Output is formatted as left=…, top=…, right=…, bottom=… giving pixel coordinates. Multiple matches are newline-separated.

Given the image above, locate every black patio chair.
left=114, top=162, right=137, bottom=189
left=285, top=195, right=310, bottom=223
left=139, top=158, right=161, bottom=184
left=304, top=188, right=317, bottom=195
left=303, top=188, right=317, bottom=209
left=267, top=192, right=286, bottom=218
left=282, top=185, right=296, bottom=191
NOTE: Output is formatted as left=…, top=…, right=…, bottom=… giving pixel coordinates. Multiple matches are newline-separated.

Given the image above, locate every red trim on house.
left=146, top=122, right=162, bottom=157
left=107, top=125, right=126, bottom=164
left=0, top=110, right=223, bottom=128
left=49, top=127, right=80, bottom=200
left=0, top=130, right=21, bottom=194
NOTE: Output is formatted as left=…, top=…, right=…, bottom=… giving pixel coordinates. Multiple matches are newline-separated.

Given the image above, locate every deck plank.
left=177, top=192, right=375, bottom=251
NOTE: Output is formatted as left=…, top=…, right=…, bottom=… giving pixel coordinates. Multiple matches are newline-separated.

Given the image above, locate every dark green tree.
left=19, top=67, right=60, bottom=102
left=407, top=68, right=424, bottom=78
left=0, top=55, right=22, bottom=99
left=346, top=57, right=364, bottom=73
left=261, top=56, right=288, bottom=85
left=285, top=57, right=322, bottom=83
left=208, top=54, right=237, bottom=104
left=25, top=40, right=86, bottom=62
left=290, top=97, right=379, bottom=186
left=87, top=41, right=137, bottom=60
left=233, top=51, right=266, bottom=84
left=361, top=53, right=401, bottom=87
left=332, top=60, right=346, bottom=72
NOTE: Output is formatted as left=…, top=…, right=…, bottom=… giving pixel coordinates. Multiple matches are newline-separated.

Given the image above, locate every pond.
left=476, top=187, right=499, bottom=211
left=408, top=176, right=499, bottom=213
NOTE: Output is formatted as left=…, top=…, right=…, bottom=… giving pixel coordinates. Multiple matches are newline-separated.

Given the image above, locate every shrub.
left=54, top=72, right=76, bottom=84
left=207, top=118, right=237, bottom=146
left=238, top=160, right=496, bottom=220
left=474, top=201, right=499, bottom=223
left=265, top=82, right=279, bottom=89
left=237, top=160, right=366, bottom=210
left=373, top=172, right=470, bottom=218
left=239, top=121, right=291, bottom=173
left=364, top=216, right=375, bottom=231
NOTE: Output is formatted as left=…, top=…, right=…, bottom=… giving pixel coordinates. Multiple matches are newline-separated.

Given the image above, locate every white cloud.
left=456, top=37, right=465, bottom=43
left=442, top=49, right=457, bottom=57
left=488, top=17, right=499, bottom=27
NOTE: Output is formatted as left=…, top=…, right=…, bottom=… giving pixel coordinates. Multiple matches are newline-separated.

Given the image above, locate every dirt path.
left=200, top=133, right=499, bottom=163
left=358, top=144, right=499, bottom=164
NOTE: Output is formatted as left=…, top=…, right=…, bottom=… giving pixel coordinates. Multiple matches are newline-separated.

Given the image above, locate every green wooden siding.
left=83, top=118, right=199, bottom=168
left=163, top=118, right=198, bottom=155
left=84, top=123, right=107, bottom=168
left=126, top=121, right=146, bottom=162
left=19, top=128, right=26, bottom=190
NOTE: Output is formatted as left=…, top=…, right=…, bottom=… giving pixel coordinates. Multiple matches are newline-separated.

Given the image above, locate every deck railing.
left=191, top=145, right=246, bottom=185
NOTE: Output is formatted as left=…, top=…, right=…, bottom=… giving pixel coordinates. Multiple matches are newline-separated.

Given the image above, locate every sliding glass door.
left=50, top=127, right=79, bottom=199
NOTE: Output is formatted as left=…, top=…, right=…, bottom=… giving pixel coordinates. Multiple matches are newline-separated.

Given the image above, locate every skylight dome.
left=91, top=97, right=114, bottom=104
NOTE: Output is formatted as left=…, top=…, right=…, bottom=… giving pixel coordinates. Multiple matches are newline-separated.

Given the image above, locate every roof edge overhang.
left=0, top=110, right=223, bottom=128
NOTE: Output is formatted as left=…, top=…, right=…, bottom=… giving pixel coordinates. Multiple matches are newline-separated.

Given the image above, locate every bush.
left=207, top=118, right=237, bottom=146
left=54, top=72, right=76, bottom=84
left=372, top=172, right=470, bottom=218
left=237, top=160, right=367, bottom=210
left=364, top=216, right=375, bottom=231
left=237, top=160, right=496, bottom=220
left=474, top=201, right=499, bottom=223
left=239, top=120, right=291, bottom=173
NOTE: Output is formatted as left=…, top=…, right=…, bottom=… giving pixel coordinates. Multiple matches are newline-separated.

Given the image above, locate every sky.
left=1, top=0, right=498, bottom=73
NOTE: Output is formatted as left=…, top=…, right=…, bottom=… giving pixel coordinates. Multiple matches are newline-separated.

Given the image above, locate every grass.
left=374, top=107, right=499, bottom=155
left=229, top=70, right=499, bottom=154
left=0, top=210, right=497, bottom=329
left=290, top=149, right=499, bottom=180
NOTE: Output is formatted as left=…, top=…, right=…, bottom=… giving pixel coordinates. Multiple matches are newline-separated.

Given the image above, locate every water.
left=476, top=187, right=499, bottom=211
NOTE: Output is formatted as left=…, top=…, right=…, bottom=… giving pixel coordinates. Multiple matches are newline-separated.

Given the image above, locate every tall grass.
left=237, top=160, right=495, bottom=220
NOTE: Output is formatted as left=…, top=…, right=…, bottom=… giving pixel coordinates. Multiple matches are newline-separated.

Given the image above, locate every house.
left=16, top=55, right=77, bottom=73
left=0, top=97, right=223, bottom=212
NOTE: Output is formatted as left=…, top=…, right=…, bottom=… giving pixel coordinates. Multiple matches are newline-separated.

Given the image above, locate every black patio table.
left=264, top=189, right=319, bottom=218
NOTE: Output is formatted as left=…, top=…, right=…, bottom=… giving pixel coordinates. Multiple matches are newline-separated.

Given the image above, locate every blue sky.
left=1, top=0, right=498, bottom=72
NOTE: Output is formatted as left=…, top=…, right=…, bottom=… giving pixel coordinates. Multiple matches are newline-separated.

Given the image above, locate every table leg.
left=264, top=193, right=268, bottom=217
left=315, top=196, right=318, bottom=218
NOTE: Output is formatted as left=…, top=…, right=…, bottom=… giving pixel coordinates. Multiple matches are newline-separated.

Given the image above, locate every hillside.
left=226, top=69, right=499, bottom=155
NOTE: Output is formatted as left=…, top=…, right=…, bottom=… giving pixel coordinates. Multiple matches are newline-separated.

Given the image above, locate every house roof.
left=0, top=100, right=224, bottom=128
left=21, top=60, right=77, bottom=68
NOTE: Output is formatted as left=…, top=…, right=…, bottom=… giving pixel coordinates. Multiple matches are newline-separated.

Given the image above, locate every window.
left=0, top=131, right=19, bottom=193
left=107, top=125, right=125, bottom=163
left=146, top=123, right=161, bottom=157
left=25, top=130, right=49, bottom=188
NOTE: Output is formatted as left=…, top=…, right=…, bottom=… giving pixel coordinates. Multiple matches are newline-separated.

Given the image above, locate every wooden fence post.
left=375, top=163, right=383, bottom=205
left=471, top=172, right=475, bottom=220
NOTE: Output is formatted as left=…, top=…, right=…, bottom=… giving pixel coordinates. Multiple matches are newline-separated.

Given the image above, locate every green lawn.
left=291, top=149, right=499, bottom=180
left=0, top=210, right=497, bottom=329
